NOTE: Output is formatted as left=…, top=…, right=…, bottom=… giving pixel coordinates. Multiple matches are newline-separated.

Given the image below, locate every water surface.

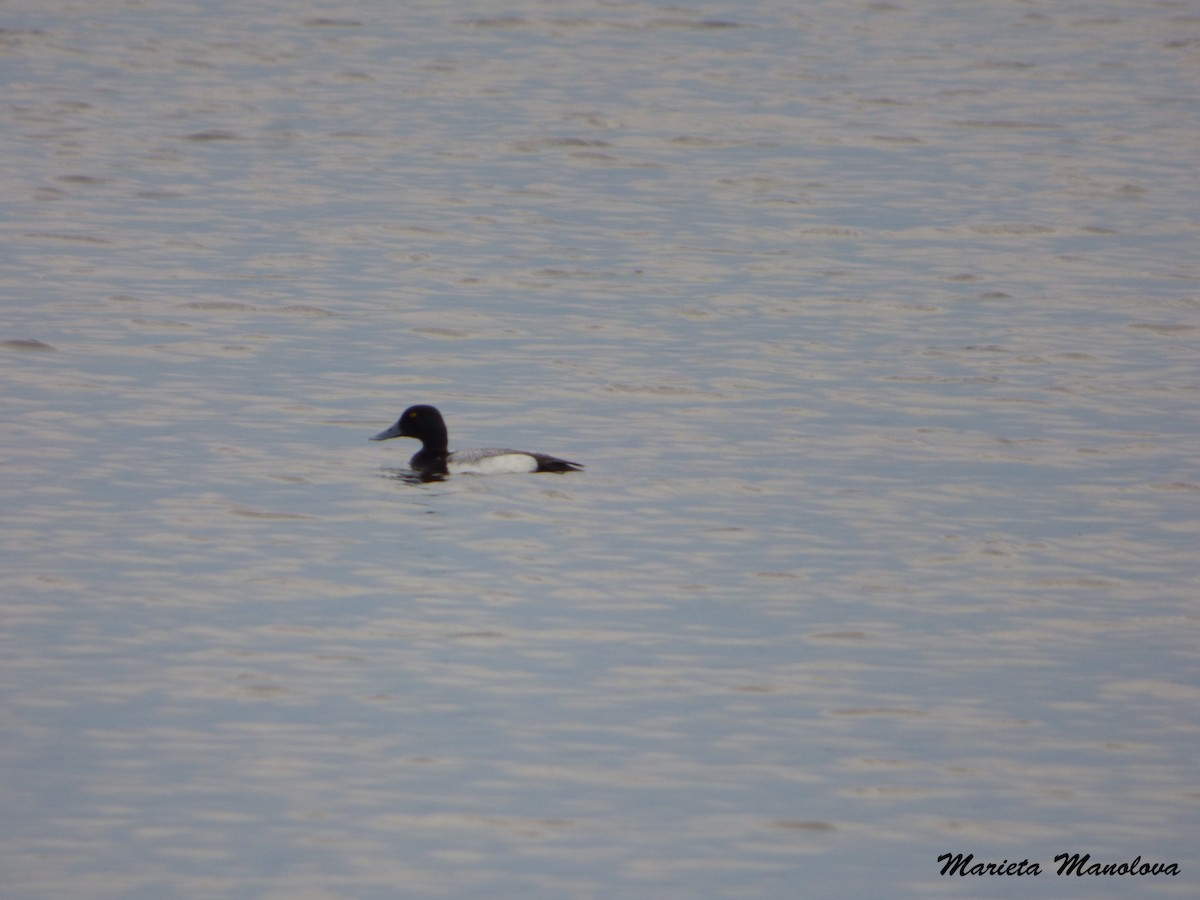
left=2, top=1, right=1197, bottom=897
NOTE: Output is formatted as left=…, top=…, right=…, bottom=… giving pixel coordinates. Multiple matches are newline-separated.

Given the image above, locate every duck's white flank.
left=448, top=450, right=539, bottom=475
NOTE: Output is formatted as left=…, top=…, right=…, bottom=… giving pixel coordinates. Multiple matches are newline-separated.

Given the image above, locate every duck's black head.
left=369, top=404, right=448, bottom=450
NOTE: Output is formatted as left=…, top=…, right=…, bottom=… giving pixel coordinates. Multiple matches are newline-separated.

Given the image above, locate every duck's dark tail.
left=532, top=454, right=583, bottom=473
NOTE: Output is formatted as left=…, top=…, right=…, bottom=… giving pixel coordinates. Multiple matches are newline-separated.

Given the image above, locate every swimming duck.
left=370, top=404, right=582, bottom=476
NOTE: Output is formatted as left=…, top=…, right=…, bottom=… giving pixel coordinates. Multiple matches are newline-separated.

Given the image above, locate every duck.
left=370, top=404, right=583, bottom=476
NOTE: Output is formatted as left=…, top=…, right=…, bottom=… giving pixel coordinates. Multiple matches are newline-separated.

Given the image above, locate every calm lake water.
left=2, top=0, right=1197, bottom=897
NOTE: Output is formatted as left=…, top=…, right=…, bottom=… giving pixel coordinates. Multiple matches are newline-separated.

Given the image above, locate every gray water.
left=2, top=1, right=1197, bottom=897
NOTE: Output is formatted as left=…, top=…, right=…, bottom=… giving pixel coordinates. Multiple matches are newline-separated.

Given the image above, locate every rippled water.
left=3, top=1, right=1198, bottom=897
